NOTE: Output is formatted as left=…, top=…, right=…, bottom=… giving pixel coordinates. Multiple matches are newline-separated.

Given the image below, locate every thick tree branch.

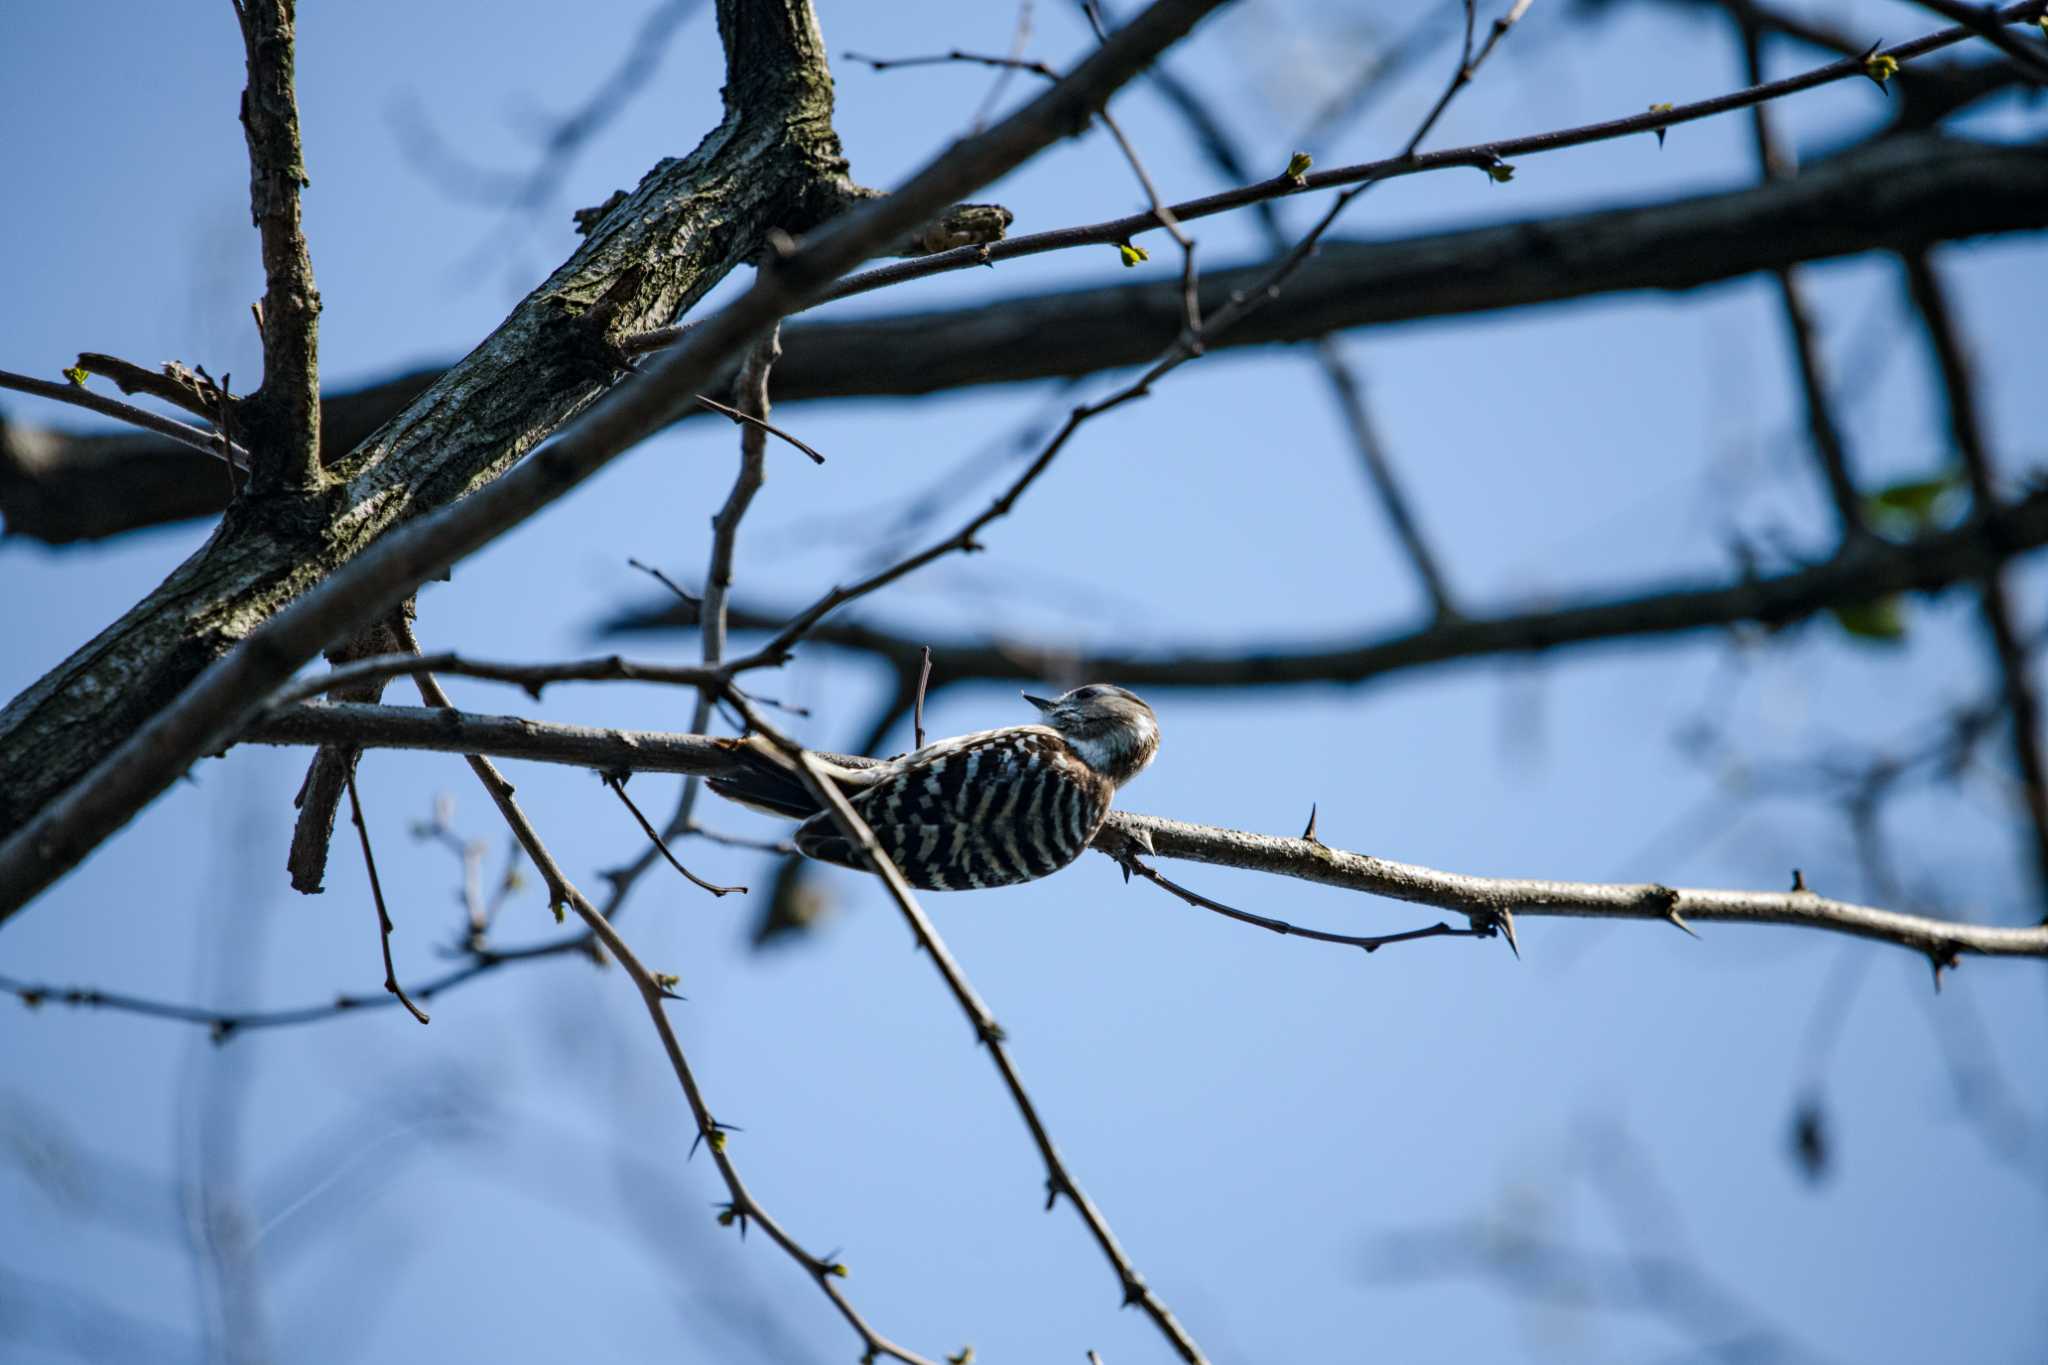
left=0, top=0, right=1232, bottom=921
left=234, top=701, right=2048, bottom=963
left=10, top=131, right=2043, bottom=545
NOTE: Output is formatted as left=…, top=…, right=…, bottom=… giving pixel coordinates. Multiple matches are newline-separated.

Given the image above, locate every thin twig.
left=1107, top=846, right=1491, bottom=952
left=604, top=774, right=744, bottom=897
left=692, top=391, right=824, bottom=464
left=0, top=368, right=252, bottom=468
left=626, top=557, right=701, bottom=607
left=848, top=42, right=1201, bottom=333
left=342, top=770, right=429, bottom=1024
left=1904, top=0, right=2048, bottom=82
left=265, top=650, right=728, bottom=709
left=972, top=0, right=1037, bottom=128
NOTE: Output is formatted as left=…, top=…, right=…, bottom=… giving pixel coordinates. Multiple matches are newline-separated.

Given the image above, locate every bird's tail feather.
left=707, top=735, right=890, bottom=821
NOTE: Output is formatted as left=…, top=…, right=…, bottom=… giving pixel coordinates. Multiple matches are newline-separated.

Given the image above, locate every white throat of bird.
left=1061, top=711, right=1159, bottom=786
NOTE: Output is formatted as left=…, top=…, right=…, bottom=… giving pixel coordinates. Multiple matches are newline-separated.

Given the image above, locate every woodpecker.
left=709, top=684, right=1160, bottom=890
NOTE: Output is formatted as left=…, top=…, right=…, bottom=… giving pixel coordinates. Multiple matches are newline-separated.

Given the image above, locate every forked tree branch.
left=0, top=0, right=1234, bottom=923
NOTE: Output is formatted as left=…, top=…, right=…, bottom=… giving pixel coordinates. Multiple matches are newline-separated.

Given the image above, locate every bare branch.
left=1107, top=811, right=2048, bottom=963
left=341, top=770, right=430, bottom=1024
left=691, top=391, right=824, bottom=464
left=0, top=367, right=250, bottom=469
left=603, top=774, right=745, bottom=897
left=239, top=701, right=2048, bottom=962
left=1905, top=0, right=2048, bottom=82
left=231, top=0, right=324, bottom=494
left=1105, top=843, right=1494, bottom=952
left=265, top=650, right=729, bottom=709
left=606, top=483, right=2048, bottom=699
left=12, top=132, right=2046, bottom=547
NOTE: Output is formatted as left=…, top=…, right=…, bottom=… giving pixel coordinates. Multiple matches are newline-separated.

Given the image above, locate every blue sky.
left=4, top=2, right=2046, bottom=1362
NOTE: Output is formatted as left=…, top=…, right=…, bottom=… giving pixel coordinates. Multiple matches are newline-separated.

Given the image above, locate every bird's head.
left=1023, top=683, right=1160, bottom=786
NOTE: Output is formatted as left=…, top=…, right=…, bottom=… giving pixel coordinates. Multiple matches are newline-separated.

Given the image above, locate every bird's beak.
left=1022, top=693, right=1056, bottom=714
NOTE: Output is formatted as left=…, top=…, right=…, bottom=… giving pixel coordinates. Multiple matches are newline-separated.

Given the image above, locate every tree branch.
left=10, top=133, right=2044, bottom=544
left=236, top=700, right=2048, bottom=963
left=1100, top=813, right=2048, bottom=965
left=231, top=0, right=324, bottom=495
left=606, top=483, right=2048, bottom=695
left=0, top=368, right=249, bottom=469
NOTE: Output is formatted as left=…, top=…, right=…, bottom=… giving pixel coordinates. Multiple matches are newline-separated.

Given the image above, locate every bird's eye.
left=1074, top=686, right=1100, bottom=700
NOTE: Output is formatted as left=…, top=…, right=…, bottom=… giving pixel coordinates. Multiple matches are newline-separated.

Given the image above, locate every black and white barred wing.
left=706, top=736, right=891, bottom=819
left=795, top=729, right=1112, bottom=890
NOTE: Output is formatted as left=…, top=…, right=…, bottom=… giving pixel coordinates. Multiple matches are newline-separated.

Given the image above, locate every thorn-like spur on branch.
left=914, top=646, right=934, bottom=750
left=0, top=0, right=1234, bottom=924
